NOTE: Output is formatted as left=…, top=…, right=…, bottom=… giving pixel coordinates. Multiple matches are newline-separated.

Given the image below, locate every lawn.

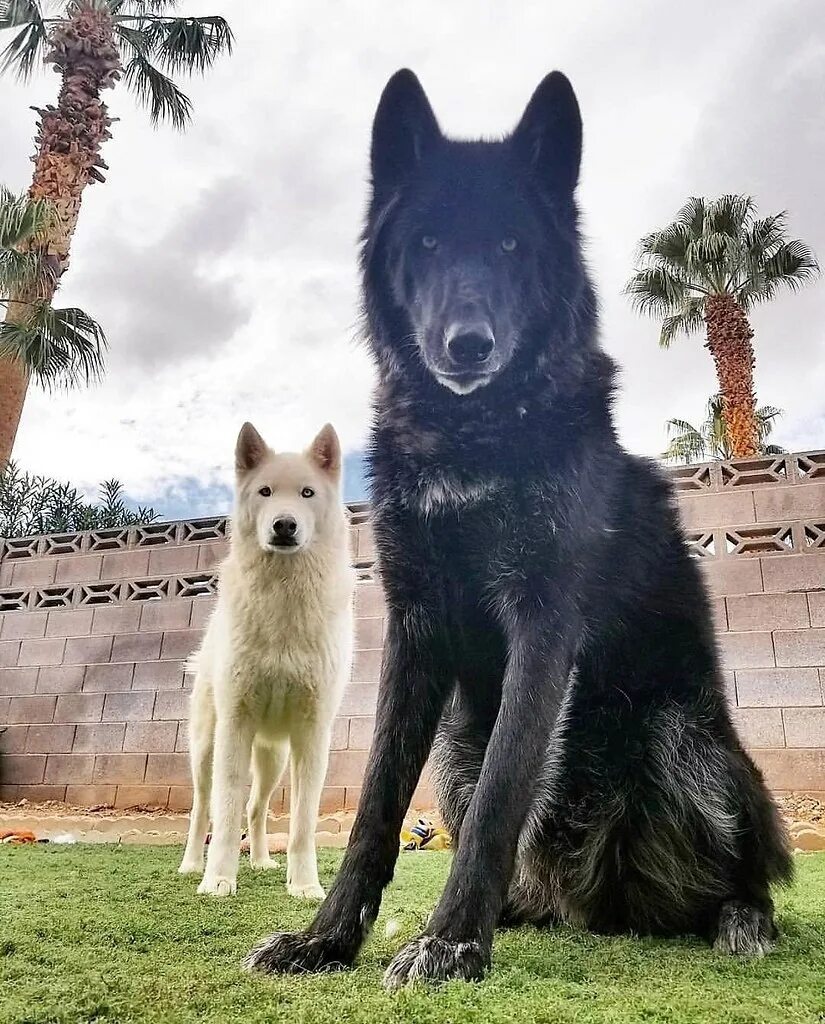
left=2, top=847, right=825, bottom=1024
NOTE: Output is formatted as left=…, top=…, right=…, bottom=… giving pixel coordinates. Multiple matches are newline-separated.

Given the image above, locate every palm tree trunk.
left=0, top=355, right=29, bottom=468
left=704, top=294, right=759, bottom=459
left=0, top=0, right=120, bottom=466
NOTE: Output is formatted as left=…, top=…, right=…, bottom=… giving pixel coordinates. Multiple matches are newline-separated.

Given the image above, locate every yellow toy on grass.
left=400, top=818, right=451, bottom=851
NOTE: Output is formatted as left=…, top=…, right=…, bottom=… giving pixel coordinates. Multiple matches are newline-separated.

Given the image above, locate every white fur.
left=436, top=373, right=491, bottom=395
left=178, top=424, right=355, bottom=900
left=413, top=472, right=500, bottom=517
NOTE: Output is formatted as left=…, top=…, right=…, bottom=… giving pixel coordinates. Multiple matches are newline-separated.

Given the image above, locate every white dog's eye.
left=301, top=487, right=315, bottom=498
left=421, top=235, right=438, bottom=251
left=258, top=486, right=271, bottom=497
left=500, top=237, right=518, bottom=253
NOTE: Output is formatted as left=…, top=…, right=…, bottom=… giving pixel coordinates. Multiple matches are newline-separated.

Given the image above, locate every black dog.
left=246, top=70, right=792, bottom=988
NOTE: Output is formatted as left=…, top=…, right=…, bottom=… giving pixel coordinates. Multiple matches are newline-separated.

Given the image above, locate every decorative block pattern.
left=1, top=456, right=825, bottom=806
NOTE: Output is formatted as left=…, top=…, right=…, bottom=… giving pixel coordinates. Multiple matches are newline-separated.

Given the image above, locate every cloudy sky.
left=2, top=0, right=823, bottom=515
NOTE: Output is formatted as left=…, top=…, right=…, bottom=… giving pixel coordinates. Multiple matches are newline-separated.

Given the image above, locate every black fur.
left=246, top=69, right=793, bottom=987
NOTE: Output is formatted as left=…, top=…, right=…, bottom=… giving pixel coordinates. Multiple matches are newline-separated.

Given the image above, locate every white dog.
left=178, top=421, right=354, bottom=898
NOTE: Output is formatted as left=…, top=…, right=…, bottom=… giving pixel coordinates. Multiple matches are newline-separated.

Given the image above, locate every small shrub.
left=0, top=461, right=159, bottom=537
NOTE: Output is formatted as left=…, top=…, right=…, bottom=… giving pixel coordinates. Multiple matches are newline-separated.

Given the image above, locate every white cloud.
left=3, top=0, right=823, bottom=512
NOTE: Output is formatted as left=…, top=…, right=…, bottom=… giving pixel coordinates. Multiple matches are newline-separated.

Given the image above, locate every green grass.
left=2, top=847, right=825, bottom=1024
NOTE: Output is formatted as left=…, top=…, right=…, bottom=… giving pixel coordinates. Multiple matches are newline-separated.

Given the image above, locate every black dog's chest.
left=416, top=500, right=510, bottom=643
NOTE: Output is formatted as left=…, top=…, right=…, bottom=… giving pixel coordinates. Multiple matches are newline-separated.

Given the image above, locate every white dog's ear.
left=308, top=423, right=341, bottom=477
left=235, top=422, right=267, bottom=473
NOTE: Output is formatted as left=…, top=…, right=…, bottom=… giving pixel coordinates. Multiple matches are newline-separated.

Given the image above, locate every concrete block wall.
left=1, top=450, right=824, bottom=810
left=674, top=452, right=825, bottom=792
left=0, top=513, right=401, bottom=815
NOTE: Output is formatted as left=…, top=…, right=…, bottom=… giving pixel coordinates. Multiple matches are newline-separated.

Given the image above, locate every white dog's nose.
left=273, top=516, right=297, bottom=539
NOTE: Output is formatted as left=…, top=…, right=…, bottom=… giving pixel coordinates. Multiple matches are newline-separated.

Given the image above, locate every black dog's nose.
left=273, top=517, right=297, bottom=538
left=447, top=331, right=495, bottom=367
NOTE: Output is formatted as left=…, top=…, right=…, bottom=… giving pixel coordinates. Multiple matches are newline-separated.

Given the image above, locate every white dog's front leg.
left=286, top=721, right=330, bottom=900
left=198, top=713, right=253, bottom=897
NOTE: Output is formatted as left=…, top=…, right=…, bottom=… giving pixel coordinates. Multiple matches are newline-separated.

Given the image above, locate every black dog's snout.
left=447, top=331, right=495, bottom=367
left=273, top=516, right=297, bottom=538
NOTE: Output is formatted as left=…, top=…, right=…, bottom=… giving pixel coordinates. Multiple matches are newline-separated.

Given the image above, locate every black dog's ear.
left=512, top=72, right=582, bottom=193
left=371, top=69, right=440, bottom=190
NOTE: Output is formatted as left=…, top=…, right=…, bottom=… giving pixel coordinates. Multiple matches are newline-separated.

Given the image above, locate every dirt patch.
left=776, top=794, right=825, bottom=825
left=0, top=800, right=180, bottom=818
left=7, top=795, right=825, bottom=824
left=4, top=795, right=825, bottom=851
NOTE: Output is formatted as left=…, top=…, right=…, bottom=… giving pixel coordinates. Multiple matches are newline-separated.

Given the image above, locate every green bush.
left=0, top=461, right=159, bottom=538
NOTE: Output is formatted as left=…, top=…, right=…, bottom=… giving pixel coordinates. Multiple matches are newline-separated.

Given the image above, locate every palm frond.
left=637, top=222, right=694, bottom=266
left=677, top=197, right=707, bottom=238
left=701, top=396, right=730, bottom=460
left=0, top=248, right=54, bottom=296
left=0, top=0, right=43, bottom=30
left=110, top=1, right=180, bottom=13
left=704, top=194, right=754, bottom=239
left=123, top=50, right=192, bottom=128
left=139, top=14, right=233, bottom=75
left=0, top=302, right=107, bottom=389
left=0, top=187, right=54, bottom=248
left=666, top=418, right=700, bottom=435
left=730, top=213, right=786, bottom=293
left=0, top=0, right=47, bottom=80
left=658, top=296, right=706, bottom=348
left=113, top=23, right=150, bottom=59
left=624, top=266, right=691, bottom=316
left=743, top=213, right=787, bottom=260
left=0, top=189, right=56, bottom=297
left=761, top=239, right=819, bottom=292
left=692, top=231, right=732, bottom=265
left=663, top=419, right=708, bottom=464
left=685, top=231, right=739, bottom=291
left=755, top=405, right=783, bottom=448
left=739, top=238, right=819, bottom=309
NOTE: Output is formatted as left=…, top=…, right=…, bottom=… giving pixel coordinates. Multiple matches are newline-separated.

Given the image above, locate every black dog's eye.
left=301, top=487, right=315, bottom=499
left=258, top=486, right=271, bottom=497
left=421, top=235, right=438, bottom=251
left=500, top=237, right=518, bottom=253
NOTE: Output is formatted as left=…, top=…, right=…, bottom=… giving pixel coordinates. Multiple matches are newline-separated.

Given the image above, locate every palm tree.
left=0, top=0, right=232, bottom=465
left=1, top=187, right=106, bottom=466
left=626, top=195, right=818, bottom=458
left=664, top=393, right=784, bottom=464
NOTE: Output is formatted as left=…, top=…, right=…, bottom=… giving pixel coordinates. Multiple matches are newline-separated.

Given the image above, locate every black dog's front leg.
left=245, top=604, right=452, bottom=975
left=383, top=610, right=577, bottom=989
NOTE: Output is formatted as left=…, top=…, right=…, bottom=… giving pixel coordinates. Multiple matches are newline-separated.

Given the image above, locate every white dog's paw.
left=287, top=881, right=326, bottom=900
left=178, top=858, right=203, bottom=875
left=197, top=875, right=237, bottom=897
left=250, top=855, right=278, bottom=872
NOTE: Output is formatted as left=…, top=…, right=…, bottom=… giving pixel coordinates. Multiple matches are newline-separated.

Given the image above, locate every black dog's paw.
left=244, top=930, right=352, bottom=975
left=713, top=901, right=777, bottom=958
left=383, top=935, right=489, bottom=990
